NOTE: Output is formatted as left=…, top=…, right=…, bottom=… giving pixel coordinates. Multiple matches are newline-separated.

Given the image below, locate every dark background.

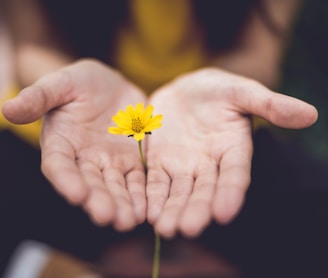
left=1, top=0, right=328, bottom=277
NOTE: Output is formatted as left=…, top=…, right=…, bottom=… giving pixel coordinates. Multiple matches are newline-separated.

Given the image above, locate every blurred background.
left=1, top=0, right=328, bottom=277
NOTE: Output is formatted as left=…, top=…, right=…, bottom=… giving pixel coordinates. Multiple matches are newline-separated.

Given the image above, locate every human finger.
left=103, top=168, right=138, bottom=231
left=154, top=175, right=194, bottom=238
left=41, top=134, right=89, bottom=205
left=125, top=168, right=147, bottom=224
left=212, top=142, right=253, bottom=224
left=235, top=81, right=318, bottom=129
left=179, top=168, right=217, bottom=238
left=2, top=69, right=74, bottom=124
left=78, top=160, right=116, bottom=226
left=146, top=168, right=171, bottom=224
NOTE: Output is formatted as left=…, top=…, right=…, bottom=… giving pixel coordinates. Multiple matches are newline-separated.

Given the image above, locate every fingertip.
left=114, top=216, right=138, bottom=232
left=41, top=149, right=92, bottom=207
left=159, top=232, right=177, bottom=240
left=154, top=216, right=178, bottom=239
left=179, top=209, right=211, bottom=238
left=180, top=223, right=204, bottom=239
left=146, top=192, right=168, bottom=224
left=135, top=209, right=146, bottom=225
left=65, top=184, right=89, bottom=206
left=147, top=203, right=162, bottom=225
left=46, top=171, right=90, bottom=206
left=113, top=201, right=138, bottom=232
left=132, top=196, right=146, bottom=224
left=86, top=211, right=110, bottom=227
left=2, top=87, right=45, bottom=124
left=307, top=104, right=319, bottom=126
left=212, top=188, right=245, bottom=225
left=1, top=97, right=20, bottom=124
left=268, top=95, right=319, bottom=129
left=84, top=189, right=115, bottom=226
left=290, top=100, right=319, bottom=128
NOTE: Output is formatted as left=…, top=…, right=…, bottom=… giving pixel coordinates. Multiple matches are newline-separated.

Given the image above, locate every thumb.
left=236, top=82, right=318, bottom=129
left=2, top=70, right=74, bottom=124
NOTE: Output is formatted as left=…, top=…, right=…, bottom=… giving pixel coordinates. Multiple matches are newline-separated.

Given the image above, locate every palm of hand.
left=146, top=70, right=253, bottom=237
left=40, top=61, right=147, bottom=230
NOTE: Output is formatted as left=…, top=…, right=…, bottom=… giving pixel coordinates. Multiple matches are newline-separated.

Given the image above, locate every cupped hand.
left=146, top=68, right=318, bottom=238
left=2, top=59, right=147, bottom=231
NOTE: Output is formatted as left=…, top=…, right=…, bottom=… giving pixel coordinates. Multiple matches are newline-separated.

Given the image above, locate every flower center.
left=131, top=117, right=143, bottom=133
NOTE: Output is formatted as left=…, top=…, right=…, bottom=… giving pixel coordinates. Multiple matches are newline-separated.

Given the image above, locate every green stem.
left=137, top=140, right=161, bottom=277
left=138, top=140, right=147, bottom=172
left=152, top=231, right=161, bottom=278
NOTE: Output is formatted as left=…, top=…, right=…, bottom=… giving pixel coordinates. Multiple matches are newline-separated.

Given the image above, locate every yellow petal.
left=144, top=124, right=162, bottom=132
left=122, top=130, right=134, bottom=135
left=112, top=115, right=131, bottom=129
left=148, top=114, right=163, bottom=124
left=136, top=103, right=144, bottom=114
left=126, top=105, right=136, bottom=119
left=143, top=115, right=163, bottom=132
left=152, top=114, right=163, bottom=122
left=112, top=109, right=128, bottom=119
left=118, top=110, right=131, bottom=120
left=142, top=104, right=154, bottom=123
left=134, top=132, right=145, bottom=141
left=108, top=126, right=125, bottom=134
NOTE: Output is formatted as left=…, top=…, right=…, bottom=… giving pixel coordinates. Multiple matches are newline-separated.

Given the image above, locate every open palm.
left=3, top=64, right=317, bottom=235
left=3, top=59, right=147, bottom=230
left=146, top=68, right=318, bottom=238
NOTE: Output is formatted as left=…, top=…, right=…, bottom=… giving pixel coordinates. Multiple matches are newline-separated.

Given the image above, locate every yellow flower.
left=108, top=103, right=163, bottom=141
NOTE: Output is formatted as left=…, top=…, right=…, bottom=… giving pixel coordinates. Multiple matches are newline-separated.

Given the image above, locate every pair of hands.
left=2, top=59, right=317, bottom=238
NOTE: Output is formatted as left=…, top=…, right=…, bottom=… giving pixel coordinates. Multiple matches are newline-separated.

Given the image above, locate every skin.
left=3, top=60, right=147, bottom=231
left=2, top=60, right=318, bottom=237
left=147, top=68, right=317, bottom=238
